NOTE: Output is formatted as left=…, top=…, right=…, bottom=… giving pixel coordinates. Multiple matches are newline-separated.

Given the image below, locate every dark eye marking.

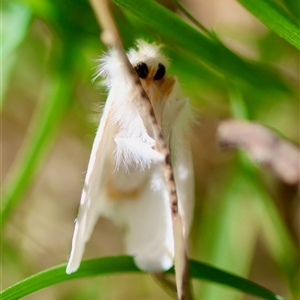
left=153, top=63, right=165, bottom=80
left=134, top=62, right=148, bottom=79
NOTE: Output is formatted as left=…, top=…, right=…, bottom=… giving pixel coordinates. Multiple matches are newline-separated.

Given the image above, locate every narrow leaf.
left=0, top=256, right=283, bottom=300
left=1, top=1, right=32, bottom=60
left=111, top=0, right=290, bottom=93
left=1, top=1, right=32, bottom=104
left=237, top=0, right=300, bottom=50
left=1, top=46, right=76, bottom=224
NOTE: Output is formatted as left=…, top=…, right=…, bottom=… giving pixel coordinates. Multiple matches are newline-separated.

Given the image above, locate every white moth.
left=66, top=40, right=194, bottom=274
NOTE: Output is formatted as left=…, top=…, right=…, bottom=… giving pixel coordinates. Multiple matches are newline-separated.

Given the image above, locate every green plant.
left=1, top=0, right=298, bottom=299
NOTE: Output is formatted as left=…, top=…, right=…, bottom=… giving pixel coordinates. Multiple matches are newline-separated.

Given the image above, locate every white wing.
left=171, top=99, right=194, bottom=238
left=174, top=139, right=194, bottom=238
left=66, top=89, right=116, bottom=274
left=111, top=98, right=194, bottom=273
left=116, top=166, right=174, bottom=272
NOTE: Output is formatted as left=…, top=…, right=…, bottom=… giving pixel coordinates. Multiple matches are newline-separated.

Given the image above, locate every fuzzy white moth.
left=66, top=40, right=194, bottom=274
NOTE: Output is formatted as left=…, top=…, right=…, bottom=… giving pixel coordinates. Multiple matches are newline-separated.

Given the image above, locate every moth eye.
left=134, top=62, right=148, bottom=79
left=153, top=63, right=165, bottom=80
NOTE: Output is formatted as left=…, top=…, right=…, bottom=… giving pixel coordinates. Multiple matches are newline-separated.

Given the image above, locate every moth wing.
left=174, top=140, right=194, bottom=237
left=66, top=89, right=116, bottom=274
left=171, top=98, right=194, bottom=236
left=116, top=167, right=174, bottom=272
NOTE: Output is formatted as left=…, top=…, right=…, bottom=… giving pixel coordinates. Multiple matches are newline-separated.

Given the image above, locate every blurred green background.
left=2, top=0, right=299, bottom=299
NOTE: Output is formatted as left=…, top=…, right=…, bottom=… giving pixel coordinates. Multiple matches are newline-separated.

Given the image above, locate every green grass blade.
left=0, top=256, right=282, bottom=300
left=197, top=174, right=260, bottom=300
left=188, top=260, right=283, bottom=300
left=228, top=85, right=298, bottom=295
left=1, top=46, right=76, bottom=224
left=111, top=0, right=290, bottom=93
left=1, top=1, right=32, bottom=60
left=1, top=1, right=32, bottom=105
left=280, top=0, right=300, bottom=18
left=237, top=0, right=300, bottom=50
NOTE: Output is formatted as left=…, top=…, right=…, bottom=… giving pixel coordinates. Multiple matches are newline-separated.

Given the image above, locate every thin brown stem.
left=88, top=0, right=193, bottom=299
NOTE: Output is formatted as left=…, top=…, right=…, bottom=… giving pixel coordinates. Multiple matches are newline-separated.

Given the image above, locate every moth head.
left=128, top=40, right=170, bottom=89
left=128, top=40, right=178, bottom=127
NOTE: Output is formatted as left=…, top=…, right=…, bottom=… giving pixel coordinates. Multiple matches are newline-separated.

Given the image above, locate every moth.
left=66, top=40, right=194, bottom=274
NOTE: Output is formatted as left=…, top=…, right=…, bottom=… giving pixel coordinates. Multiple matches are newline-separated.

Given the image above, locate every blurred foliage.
left=1, top=0, right=299, bottom=299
